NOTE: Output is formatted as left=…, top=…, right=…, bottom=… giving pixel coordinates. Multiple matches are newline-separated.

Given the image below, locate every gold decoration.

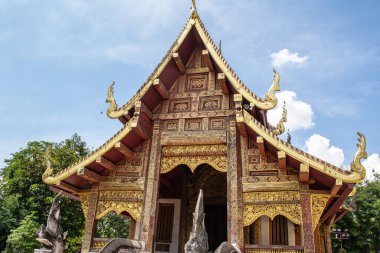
left=243, top=181, right=299, bottom=192
left=264, top=69, right=281, bottom=109
left=79, top=193, right=91, bottom=220
left=96, top=201, right=142, bottom=221
left=350, top=131, right=367, bottom=180
left=161, top=155, right=227, bottom=174
left=42, top=145, right=53, bottom=181
left=96, top=190, right=143, bottom=221
left=191, top=0, right=198, bottom=18
left=241, top=109, right=364, bottom=183
left=43, top=118, right=135, bottom=184
left=106, top=81, right=118, bottom=118
left=243, top=204, right=302, bottom=226
left=272, top=102, right=287, bottom=136
left=243, top=191, right=299, bottom=202
left=311, top=194, right=330, bottom=231
left=162, top=144, right=226, bottom=156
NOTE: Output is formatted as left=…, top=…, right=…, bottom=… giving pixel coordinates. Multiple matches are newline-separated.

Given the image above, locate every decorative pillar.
left=314, top=224, right=321, bottom=253
left=140, top=121, right=162, bottom=251
left=81, top=186, right=99, bottom=253
left=226, top=117, right=244, bottom=249
left=300, top=184, right=315, bottom=253
left=324, top=217, right=334, bottom=253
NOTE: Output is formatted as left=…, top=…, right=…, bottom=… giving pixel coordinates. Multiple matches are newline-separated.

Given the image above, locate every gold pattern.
left=162, top=144, right=226, bottom=156
left=243, top=181, right=299, bottom=192
left=272, top=102, right=287, bottom=136
left=95, top=190, right=143, bottom=221
left=161, top=155, right=227, bottom=174
left=350, top=131, right=367, bottom=180
left=79, top=193, right=91, bottom=220
left=311, top=194, right=330, bottom=231
left=42, top=145, right=53, bottom=181
left=96, top=201, right=142, bottom=221
left=243, top=204, right=302, bottom=226
left=243, top=191, right=299, bottom=202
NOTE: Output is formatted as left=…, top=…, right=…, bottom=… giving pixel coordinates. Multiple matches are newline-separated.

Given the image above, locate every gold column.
left=139, top=121, right=162, bottom=251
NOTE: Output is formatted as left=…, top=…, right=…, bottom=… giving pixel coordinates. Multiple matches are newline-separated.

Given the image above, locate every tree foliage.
left=0, top=134, right=88, bottom=252
left=96, top=212, right=131, bottom=238
left=333, top=173, right=380, bottom=253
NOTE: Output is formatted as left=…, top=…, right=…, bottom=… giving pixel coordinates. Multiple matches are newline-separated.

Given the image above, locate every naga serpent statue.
left=36, top=192, right=67, bottom=253
left=350, top=131, right=367, bottom=180
left=106, top=81, right=118, bottom=117
left=42, top=146, right=53, bottom=181
left=264, top=69, right=281, bottom=106
left=272, top=102, right=287, bottom=136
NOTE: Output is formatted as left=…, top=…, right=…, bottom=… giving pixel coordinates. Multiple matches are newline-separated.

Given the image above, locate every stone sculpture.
left=184, top=189, right=209, bottom=253
left=99, top=238, right=148, bottom=253
left=214, top=242, right=241, bottom=253
left=35, top=192, right=66, bottom=253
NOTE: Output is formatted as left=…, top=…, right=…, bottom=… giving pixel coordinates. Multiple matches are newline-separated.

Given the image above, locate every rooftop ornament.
left=350, top=131, right=367, bottom=180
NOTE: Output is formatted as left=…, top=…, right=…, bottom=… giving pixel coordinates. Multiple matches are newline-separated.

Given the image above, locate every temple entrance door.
left=204, top=205, right=227, bottom=251
left=156, top=164, right=227, bottom=253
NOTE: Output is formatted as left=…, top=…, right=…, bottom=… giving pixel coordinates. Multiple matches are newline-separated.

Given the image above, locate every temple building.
left=42, top=3, right=367, bottom=253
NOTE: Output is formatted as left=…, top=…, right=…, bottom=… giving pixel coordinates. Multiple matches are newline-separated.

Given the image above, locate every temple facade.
left=42, top=4, right=366, bottom=253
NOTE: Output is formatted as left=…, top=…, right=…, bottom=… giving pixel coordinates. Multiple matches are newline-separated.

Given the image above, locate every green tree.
left=4, top=214, right=40, bottom=253
left=333, top=173, right=380, bottom=253
left=96, top=212, right=131, bottom=238
left=0, top=134, right=88, bottom=252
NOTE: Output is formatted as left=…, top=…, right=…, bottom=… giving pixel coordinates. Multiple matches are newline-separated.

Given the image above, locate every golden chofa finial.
left=264, top=69, right=281, bottom=109
left=106, top=81, right=119, bottom=118
left=42, top=145, right=53, bottom=181
left=191, top=0, right=198, bottom=18
left=350, top=131, right=367, bottom=180
left=273, top=102, right=287, bottom=136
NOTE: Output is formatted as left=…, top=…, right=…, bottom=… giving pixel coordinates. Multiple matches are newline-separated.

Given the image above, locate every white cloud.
left=304, top=134, right=345, bottom=167
left=271, top=49, right=309, bottom=68
left=363, top=153, right=380, bottom=181
left=267, top=90, right=314, bottom=132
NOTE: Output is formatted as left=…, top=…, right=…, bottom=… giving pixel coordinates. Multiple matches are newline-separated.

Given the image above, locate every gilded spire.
left=191, top=0, right=198, bottom=18
left=350, top=131, right=367, bottom=180
left=42, top=145, right=53, bottom=181
left=106, top=81, right=118, bottom=118
left=272, top=102, right=287, bottom=136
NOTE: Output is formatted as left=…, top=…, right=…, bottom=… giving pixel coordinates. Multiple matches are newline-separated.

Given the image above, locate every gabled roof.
left=106, top=10, right=281, bottom=121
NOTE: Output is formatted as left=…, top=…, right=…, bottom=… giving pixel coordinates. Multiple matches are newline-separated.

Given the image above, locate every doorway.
left=155, top=164, right=227, bottom=253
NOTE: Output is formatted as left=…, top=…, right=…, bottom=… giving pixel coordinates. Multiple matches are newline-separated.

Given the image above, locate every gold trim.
left=243, top=204, right=302, bottom=226
left=311, top=194, right=330, bottom=231
left=96, top=201, right=142, bottom=221
left=43, top=117, right=137, bottom=184
left=161, top=155, right=227, bottom=174
left=240, top=109, right=364, bottom=183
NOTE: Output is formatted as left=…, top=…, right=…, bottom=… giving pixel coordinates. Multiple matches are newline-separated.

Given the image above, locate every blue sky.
left=1, top=0, right=379, bottom=178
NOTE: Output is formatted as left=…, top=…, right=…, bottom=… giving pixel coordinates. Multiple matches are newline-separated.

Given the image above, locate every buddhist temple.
left=42, top=2, right=367, bottom=253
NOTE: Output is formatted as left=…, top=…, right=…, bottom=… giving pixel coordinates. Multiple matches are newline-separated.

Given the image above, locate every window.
left=270, top=215, right=288, bottom=245
left=244, top=220, right=259, bottom=245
